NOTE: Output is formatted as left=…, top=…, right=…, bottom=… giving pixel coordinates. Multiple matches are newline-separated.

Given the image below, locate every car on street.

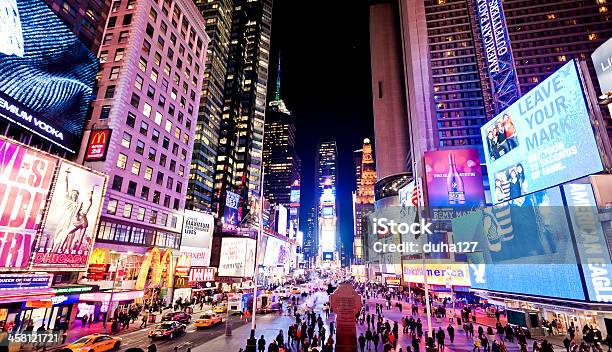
left=161, top=311, right=191, bottom=324
left=148, top=321, right=186, bottom=340
left=193, top=312, right=223, bottom=328
left=213, top=303, right=227, bottom=314
left=63, top=334, right=121, bottom=352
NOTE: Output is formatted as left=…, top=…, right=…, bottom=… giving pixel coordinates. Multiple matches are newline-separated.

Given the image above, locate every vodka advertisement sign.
left=475, top=0, right=520, bottom=112
left=482, top=60, right=604, bottom=204
left=0, top=137, right=56, bottom=269
left=0, top=0, right=98, bottom=153
left=180, top=210, right=214, bottom=267
left=33, top=162, right=106, bottom=270
left=424, top=149, right=485, bottom=207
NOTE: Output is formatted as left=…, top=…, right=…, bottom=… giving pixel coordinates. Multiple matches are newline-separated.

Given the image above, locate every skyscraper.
left=315, top=139, right=339, bottom=265
left=302, top=206, right=317, bottom=265
left=187, top=0, right=233, bottom=212
left=212, top=0, right=273, bottom=219
left=78, top=0, right=209, bottom=259
left=263, top=57, right=301, bottom=207
left=43, top=0, right=111, bottom=53
left=315, top=139, right=338, bottom=199
left=353, top=138, right=376, bottom=264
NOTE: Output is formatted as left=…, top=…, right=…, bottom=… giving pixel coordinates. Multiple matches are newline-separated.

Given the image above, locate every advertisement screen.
left=180, top=210, right=214, bottom=267
left=402, top=263, right=471, bottom=287
left=424, top=149, right=485, bottom=207
left=0, top=137, right=56, bottom=269
left=322, top=252, right=334, bottom=261
left=563, top=182, right=612, bottom=302
left=33, top=162, right=106, bottom=269
left=0, top=0, right=98, bottom=154
left=276, top=204, right=287, bottom=236
left=263, top=236, right=289, bottom=267
left=451, top=187, right=585, bottom=300
left=223, top=191, right=241, bottom=230
left=218, top=237, right=256, bottom=278
left=592, top=38, right=612, bottom=95
left=482, top=60, right=603, bottom=204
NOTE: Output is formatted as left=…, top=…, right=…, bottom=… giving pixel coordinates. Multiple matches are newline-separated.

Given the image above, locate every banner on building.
left=218, top=237, right=256, bottom=277
left=180, top=210, right=214, bottom=267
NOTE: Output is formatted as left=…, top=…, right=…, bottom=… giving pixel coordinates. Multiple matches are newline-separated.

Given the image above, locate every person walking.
left=258, top=335, right=266, bottom=352
left=359, top=333, right=367, bottom=352
left=436, top=327, right=445, bottom=351
left=447, top=324, right=455, bottom=344
left=373, top=331, right=380, bottom=352
left=140, top=313, right=148, bottom=328
left=366, top=328, right=373, bottom=350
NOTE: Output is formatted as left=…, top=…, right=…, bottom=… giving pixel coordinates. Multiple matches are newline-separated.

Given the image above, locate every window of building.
left=158, top=95, right=166, bottom=109
left=118, top=31, right=128, bottom=43
left=153, top=191, right=161, bottom=204
left=173, top=198, right=179, bottom=210
left=171, top=143, right=178, bottom=155
left=169, top=160, right=176, bottom=172
left=122, top=14, right=133, bottom=25
left=126, top=112, right=136, bottom=127
left=178, top=165, right=184, bottom=177
left=127, top=181, right=137, bottom=196
left=114, top=48, right=125, bottom=61
left=146, top=23, right=154, bottom=37
left=99, top=50, right=108, bottom=63
left=162, top=137, right=169, bottom=149
left=147, top=86, right=155, bottom=99
left=131, top=160, right=141, bottom=175
left=164, top=63, right=171, bottom=76
left=103, top=33, right=113, bottom=45
left=150, top=68, right=158, bottom=82
left=142, top=40, right=151, bottom=54
left=135, top=74, right=144, bottom=90
left=138, top=57, right=147, bottom=72
left=130, top=93, right=140, bottom=108
left=159, top=154, right=167, bottom=167
left=123, top=203, right=133, bottom=218
left=142, top=103, right=152, bottom=117
left=152, top=129, right=160, bottom=143
left=105, top=202, right=120, bottom=220
left=164, top=195, right=171, bottom=207
left=136, top=140, right=145, bottom=155
left=164, top=120, right=172, bottom=133
left=109, top=67, right=120, bottom=80
left=166, top=177, right=173, bottom=190
left=148, top=147, right=156, bottom=161
left=144, top=166, right=153, bottom=181
left=104, top=85, right=116, bottom=99
left=116, top=153, right=128, bottom=169
left=121, top=132, right=131, bottom=148
left=176, top=181, right=182, bottom=193
left=150, top=210, right=158, bottom=224
left=112, top=1, right=121, bottom=12
left=157, top=36, right=165, bottom=48
left=140, top=120, right=149, bottom=135
left=100, top=105, right=111, bottom=120
left=167, top=47, right=174, bottom=60
left=156, top=171, right=164, bottom=185
left=154, top=52, right=162, bottom=66
left=137, top=207, right=146, bottom=221
left=149, top=8, right=157, bottom=21
left=111, top=175, right=123, bottom=191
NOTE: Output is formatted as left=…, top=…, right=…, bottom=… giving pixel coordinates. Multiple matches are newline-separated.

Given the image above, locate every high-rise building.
left=43, top=0, right=112, bottom=53
left=77, top=0, right=209, bottom=274
left=315, top=139, right=338, bottom=199
left=302, top=206, right=317, bottom=263
left=353, top=138, right=376, bottom=264
left=187, top=0, right=233, bottom=212
left=263, top=57, right=301, bottom=207
left=212, top=0, right=273, bottom=218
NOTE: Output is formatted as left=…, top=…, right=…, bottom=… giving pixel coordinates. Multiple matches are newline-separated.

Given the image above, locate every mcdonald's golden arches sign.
left=84, top=129, right=112, bottom=161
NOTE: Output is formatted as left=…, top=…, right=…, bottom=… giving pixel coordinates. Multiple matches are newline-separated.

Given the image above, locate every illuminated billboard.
left=276, top=204, right=287, bottom=236
left=263, top=236, right=289, bottom=267
left=592, top=38, right=612, bottom=95
left=482, top=60, right=603, bottom=204
left=402, top=263, right=471, bottom=287
left=0, top=137, right=56, bottom=269
left=180, top=210, right=214, bottom=267
left=223, top=191, right=241, bottom=230
left=0, top=0, right=98, bottom=154
left=32, top=162, right=106, bottom=270
left=218, top=237, right=256, bottom=277
left=424, top=149, right=485, bottom=207
left=452, top=187, right=585, bottom=300
left=84, top=129, right=112, bottom=162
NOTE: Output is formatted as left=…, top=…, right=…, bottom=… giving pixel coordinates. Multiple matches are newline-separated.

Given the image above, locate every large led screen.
left=263, top=236, right=289, bottom=267
left=451, top=187, right=585, bottom=300
left=0, top=0, right=98, bottom=154
left=180, top=210, right=214, bottom=267
left=481, top=60, right=603, bottom=204
left=218, top=237, right=256, bottom=278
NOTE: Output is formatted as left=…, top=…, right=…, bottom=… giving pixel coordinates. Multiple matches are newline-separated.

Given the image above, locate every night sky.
left=266, top=0, right=374, bottom=259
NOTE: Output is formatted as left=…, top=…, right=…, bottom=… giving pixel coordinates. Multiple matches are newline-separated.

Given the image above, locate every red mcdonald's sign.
left=84, top=129, right=112, bottom=161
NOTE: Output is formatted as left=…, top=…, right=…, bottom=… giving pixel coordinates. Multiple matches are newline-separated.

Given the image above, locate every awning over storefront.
left=0, top=289, right=55, bottom=305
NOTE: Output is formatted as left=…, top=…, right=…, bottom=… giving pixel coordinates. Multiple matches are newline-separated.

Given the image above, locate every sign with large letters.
left=0, top=137, right=56, bottom=269
left=180, top=210, right=214, bottom=267
left=84, top=129, right=112, bottom=162
left=592, top=37, right=612, bottom=95
left=0, top=274, right=52, bottom=290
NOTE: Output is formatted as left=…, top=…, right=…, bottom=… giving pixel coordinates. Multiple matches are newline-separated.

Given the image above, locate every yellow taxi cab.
left=193, top=312, right=223, bottom=328
left=213, top=303, right=227, bottom=314
left=64, top=334, right=122, bottom=352
left=290, top=286, right=301, bottom=295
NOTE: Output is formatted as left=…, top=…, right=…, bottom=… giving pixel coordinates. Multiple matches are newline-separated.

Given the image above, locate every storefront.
left=79, top=290, right=144, bottom=322
left=0, top=274, right=55, bottom=331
